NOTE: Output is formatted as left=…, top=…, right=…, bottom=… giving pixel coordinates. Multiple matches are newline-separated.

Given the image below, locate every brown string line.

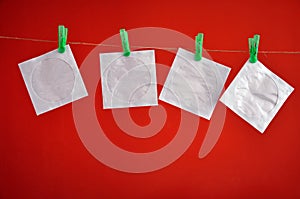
left=1, top=35, right=300, bottom=54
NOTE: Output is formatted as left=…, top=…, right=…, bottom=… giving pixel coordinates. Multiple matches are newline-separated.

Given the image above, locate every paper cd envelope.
left=220, top=60, right=294, bottom=133
left=100, top=50, right=158, bottom=109
left=19, top=45, right=88, bottom=115
left=159, top=48, right=231, bottom=120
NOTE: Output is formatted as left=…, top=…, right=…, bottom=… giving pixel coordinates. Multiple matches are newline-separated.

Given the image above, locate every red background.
left=1, top=0, right=300, bottom=198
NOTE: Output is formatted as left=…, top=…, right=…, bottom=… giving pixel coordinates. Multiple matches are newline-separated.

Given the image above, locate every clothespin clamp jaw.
left=58, top=25, right=68, bottom=53
left=120, top=29, right=131, bottom=57
left=195, top=33, right=204, bottom=61
left=249, top=34, right=260, bottom=63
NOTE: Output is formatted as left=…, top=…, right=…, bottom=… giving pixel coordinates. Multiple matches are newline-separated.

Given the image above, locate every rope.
left=1, top=35, right=300, bottom=54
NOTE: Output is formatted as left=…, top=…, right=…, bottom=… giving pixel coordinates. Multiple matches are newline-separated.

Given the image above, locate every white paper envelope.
left=19, top=45, right=88, bottom=115
left=220, top=60, right=294, bottom=133
left=100, top=50, right=158, bottom=109
left=159, top=48, right=231, bottom=120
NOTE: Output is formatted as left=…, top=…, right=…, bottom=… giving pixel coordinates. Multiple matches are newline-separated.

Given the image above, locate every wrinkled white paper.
left=220, top=60, right=294, bottom=133
left=159, top=48, right=231, bottom=120
left=19, top=45, right=88, bottom=115
left=100, top=50, right=158, bottom=109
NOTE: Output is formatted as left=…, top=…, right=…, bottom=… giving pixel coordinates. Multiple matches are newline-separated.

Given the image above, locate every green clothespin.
left=58, top=25, right=68, bottom=53
left=248, top=34, right=260, bottom=63
left=120, top=29, right=130, bottom=56
left=195, top=33, right=204, bottom=61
